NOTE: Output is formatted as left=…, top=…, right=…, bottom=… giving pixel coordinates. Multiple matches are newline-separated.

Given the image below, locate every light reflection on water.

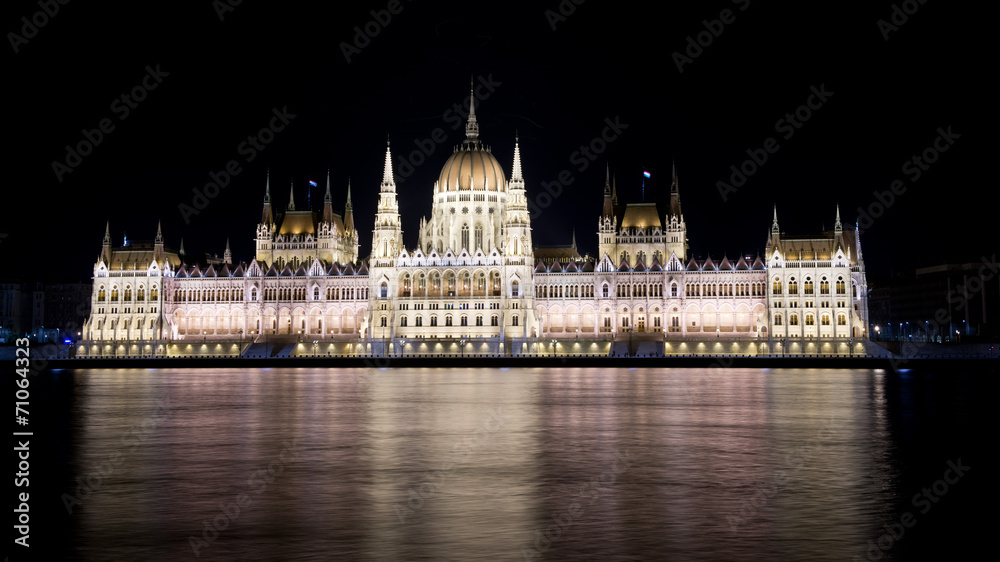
left=61, top=367, right=911, bottom=561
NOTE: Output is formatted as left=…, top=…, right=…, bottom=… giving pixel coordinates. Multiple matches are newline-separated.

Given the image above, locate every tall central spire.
left=465, top=77, right=479, bottom=142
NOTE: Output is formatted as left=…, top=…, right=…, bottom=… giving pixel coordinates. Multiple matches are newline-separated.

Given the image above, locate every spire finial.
left=265, top=168, right=271, bottom=201
left=346, top=178, right=353, bottom=207
left=104, top=221, right=111, bottom=243
left=155, top=220, right=163, bottom=244
left=287, top=179, right=296, bottom=211
left=772, top=205, right=780, bottom=233
left=834, top=204, right=842, bottom=231
left=325, top=169, right=332, bottom=202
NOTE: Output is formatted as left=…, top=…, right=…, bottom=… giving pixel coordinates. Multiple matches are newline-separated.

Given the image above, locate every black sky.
left=4, top=0, right=991, bottom=282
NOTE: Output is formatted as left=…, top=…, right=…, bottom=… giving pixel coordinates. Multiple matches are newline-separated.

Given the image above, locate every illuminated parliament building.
left=79, top=92, right=870, bottom=357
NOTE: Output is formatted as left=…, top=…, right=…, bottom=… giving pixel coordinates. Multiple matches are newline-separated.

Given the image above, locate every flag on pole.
left=308, top=180, right=318, bottom=187
left=643, top=171, right=651, bottom=178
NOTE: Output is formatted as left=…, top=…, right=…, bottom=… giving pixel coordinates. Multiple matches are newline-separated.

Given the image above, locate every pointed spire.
left=261, top=171, right=274, bottom=225
left=771, top=206, right=780, bottom=233
left=463, top=79, right=480, bottom=147
left=511, top=134, right=523, bottom=182
left=602, top=163, right=614, bottom=218
left=224, top=237, right=232, bottom=265
left=571, top=229, right=577, bottom=249
left=103, top=221, right=111, bottom=244
left=179, top=237, right=186, bottom=258
left=155, top=220, right=163, bottom=244
left=671, top=157, right=679, bottom=192
left=344, top=178, right=355, bottom=233
left=834, top=204, right=842, bottom=231
left=322, top=170, right=335, bottom=224
left=381, top=139, right=395, bottom=191
left=287, top=179, right=296, bottom=211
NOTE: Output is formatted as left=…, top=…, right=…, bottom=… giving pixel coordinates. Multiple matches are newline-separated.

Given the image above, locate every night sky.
left=5, top=0, right=989, bottom=283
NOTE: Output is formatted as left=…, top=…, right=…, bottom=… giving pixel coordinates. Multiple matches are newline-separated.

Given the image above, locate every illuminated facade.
left=79, top=90, right=869, bottom=356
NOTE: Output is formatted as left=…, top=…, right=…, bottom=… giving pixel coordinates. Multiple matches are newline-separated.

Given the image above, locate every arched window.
left=400, top=316, right=408, bottom=327
left=838, top=313, right=846, bottom=325
left=461, top=315, right=468, bottom=326
left=772, top=278, right=781, bottom=295
left=821, top=277, right=830, bottom=294
left=806, top=314, right=815, bottom=326
left=314, top=287, right=320, bottom=300
left=821, top=314, right=830, bottom=326
left=602, top=283, right=609, bottom=298
left=461, top=224, right=470, bottom=250
left=446, top=272, right=456, bottom=295
left=671, top=283, right=678, bottom=297
left=836, top=277, right=846, bottom=295
left=111, top=286, right=119, bottom=301
left=98, top=286, right=106, bottom=302
left=512, top=315, right=519, bottom=326
left=774, top=313, right=783, bottom=326
left=790, top=314, right=799, bottom=326
left=804, top=278, right=814, bottom=295
left=137, top=286, right=145, bottom=301
left=476, top=315, right=483, bottom=326
left=445, top=315, right=453, bottom=326
left=788, top=278, right=798, bottom=295
left=380, top=282, right=388, bottom=298
left=474, top=224, right=483, bottom=250
left=511, top=280, right=519, bottom=297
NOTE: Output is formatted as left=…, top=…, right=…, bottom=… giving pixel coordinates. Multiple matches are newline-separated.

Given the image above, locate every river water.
left=29, top=366, right=991, bottom=561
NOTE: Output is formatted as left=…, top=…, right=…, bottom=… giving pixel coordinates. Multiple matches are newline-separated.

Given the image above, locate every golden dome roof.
left=437, top=147, right=506, bottom=193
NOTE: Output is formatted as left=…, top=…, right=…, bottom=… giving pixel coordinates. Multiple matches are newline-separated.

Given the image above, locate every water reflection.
left=62, top=367, right=910, bottom=561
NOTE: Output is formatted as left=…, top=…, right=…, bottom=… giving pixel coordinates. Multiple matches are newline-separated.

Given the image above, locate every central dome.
left=437, top=146, right=506, bottom=193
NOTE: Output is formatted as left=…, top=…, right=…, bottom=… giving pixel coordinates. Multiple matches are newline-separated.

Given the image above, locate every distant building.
left=869, top=261, right=1000, bottom=342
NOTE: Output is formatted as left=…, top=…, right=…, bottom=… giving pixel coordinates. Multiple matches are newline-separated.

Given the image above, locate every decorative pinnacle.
left=287, top=180, right=296, bottom=211
left=512, top=136, right=523, bottom=182
left=381, top=140, right=395, bottom=189
left=325, top=169, right=332, bottom=202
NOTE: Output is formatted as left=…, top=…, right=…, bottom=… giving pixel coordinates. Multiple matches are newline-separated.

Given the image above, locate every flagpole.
left=641, top=165, right=645, bottom=201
